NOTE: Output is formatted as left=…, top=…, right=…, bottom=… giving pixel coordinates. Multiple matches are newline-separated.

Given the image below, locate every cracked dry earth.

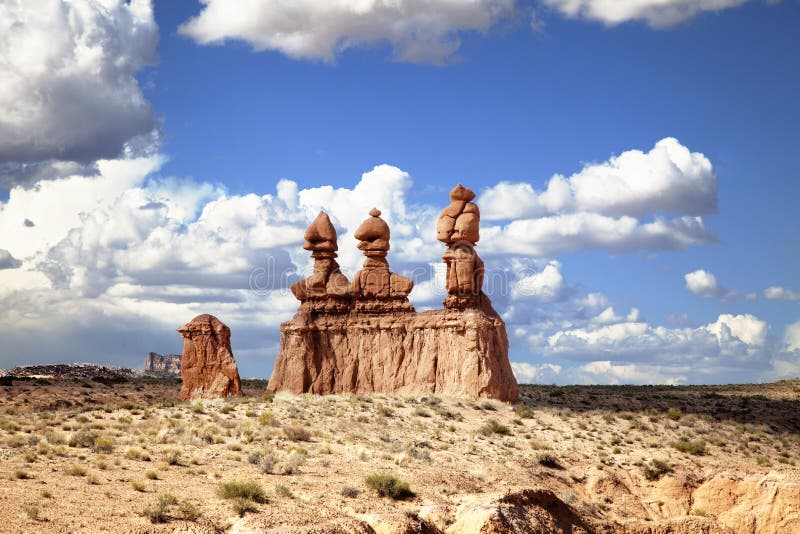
left=1, top=377, right=799, bottom=533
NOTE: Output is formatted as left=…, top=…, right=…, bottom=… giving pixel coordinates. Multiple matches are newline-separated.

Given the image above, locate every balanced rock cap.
left=449, top=184, right=476, bottom=202
left=304, top=211, right=338, bottom=252
left=354, top=207, right=390, bottom=242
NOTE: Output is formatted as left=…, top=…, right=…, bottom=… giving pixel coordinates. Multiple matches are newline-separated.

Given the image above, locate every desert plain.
left=1, top=375, right=799, bottom=533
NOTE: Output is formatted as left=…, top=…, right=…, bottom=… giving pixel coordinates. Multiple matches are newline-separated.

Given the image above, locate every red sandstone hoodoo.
left=268, top=185, right=519, bottom=402
left=177, top=314, right=242, bottom=400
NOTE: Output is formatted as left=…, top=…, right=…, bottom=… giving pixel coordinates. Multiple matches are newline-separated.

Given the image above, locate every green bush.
left=666, top=407, right=682, bottom=421
left=671, top=438, right=706, bottom=455
left=642, top=459, right=673, bottom=480
left=217, top=480, right=267, bottom=503
left=365, top=474, right=415, bottom=500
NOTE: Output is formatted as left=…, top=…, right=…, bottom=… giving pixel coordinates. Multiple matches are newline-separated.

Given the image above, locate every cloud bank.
left=0, top=0, right=158, bottom=186
left=2, top=138, right=796, bottom=384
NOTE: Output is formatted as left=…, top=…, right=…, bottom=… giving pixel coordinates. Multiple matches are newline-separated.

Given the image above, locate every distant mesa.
left=177, top=314, right=242, bottom=400
left=268, top=185, right=519, bottom=402
left=144, top=352, right=182, bottom=376
left=2, top=363, right=134, bottom=382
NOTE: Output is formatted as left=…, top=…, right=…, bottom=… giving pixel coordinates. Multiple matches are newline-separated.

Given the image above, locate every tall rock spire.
left=437, top=184, right=487, bottom=309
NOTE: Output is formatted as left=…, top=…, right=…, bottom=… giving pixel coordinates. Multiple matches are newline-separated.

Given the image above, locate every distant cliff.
left=144, top=352, right=182, bottom=376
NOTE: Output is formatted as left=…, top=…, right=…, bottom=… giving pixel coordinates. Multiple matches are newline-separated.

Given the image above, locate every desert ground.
left=1, top=375, right=799, bottom=533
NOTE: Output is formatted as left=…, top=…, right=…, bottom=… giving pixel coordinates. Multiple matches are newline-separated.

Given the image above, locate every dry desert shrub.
left=671, top=437, right=706, bottom=455
left=365, top=473, right=415, bottom=500
left=282, top=425, right=311, bottom=442
left=642, top=459, right=673, bottom=480
left=142, top=493, right=177, bottom=523
left=479, top=419, right=511, bottom=436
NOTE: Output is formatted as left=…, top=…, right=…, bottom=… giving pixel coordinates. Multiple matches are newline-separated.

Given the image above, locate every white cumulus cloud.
left=530, top=312, right=799, bottom=384
left=511, top=260, right=565, bottom=301
left=764, top=286, right=800, bottom=301
left=0, top=0, right=159, bottom=185
left=179, top=0, right=516, bottom=64
left=786, top=321, right=800, bottom=352
left=685, top=269, right=728, bottom=299
left=480, top=138, right=717, bottom=220
left=511, top=362, right=562, bottom=383
left=541, top=0, right=750, bottom=28
left=477, top=138, right=717, bottom=256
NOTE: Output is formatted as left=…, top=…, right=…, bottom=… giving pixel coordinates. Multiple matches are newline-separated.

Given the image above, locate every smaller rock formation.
left=144, top=352, right=181, bottom=376
left=350, top=208, right=414, bottom=312
left=290, top=211, right=351, bottom=313
left=177, top=314, right=241, bottom=400
left=437, top=184, right=486, bottom=309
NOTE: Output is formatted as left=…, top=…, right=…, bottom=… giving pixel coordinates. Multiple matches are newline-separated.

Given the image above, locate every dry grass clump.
left=68, top=428, right=97, bottom=448
left=218, top=480, right=268, bottom=516
left=218, top=480, right=268, bottom=502
left=479, top=418, right=511, bottom=436
left=282, top=425, right=311, bottom=442
left=23, top=504, right=40, bottom=521
left=67, top=465, right=87, bottom=476
left=142, top=493, right=177, bottom=523
left=671, top=437, right=707, bottom=455
left=514, top=403, right=535, bottom=419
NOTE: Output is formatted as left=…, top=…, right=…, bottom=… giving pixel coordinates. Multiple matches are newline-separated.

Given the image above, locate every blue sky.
left=0, top=0, right=798, bottom=384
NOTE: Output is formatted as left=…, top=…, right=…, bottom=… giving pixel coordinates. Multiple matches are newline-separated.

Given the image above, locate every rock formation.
left=268, top=186, right=519, bottom=402
left=437, top=184, right=487, bottom=309
left=290, top=211, right=351, bottom=313
left=177, top=314, right=242, bottom=400
left=144, top=352, right=181, bottom=376
left=351, top=208, right=414, bottom=312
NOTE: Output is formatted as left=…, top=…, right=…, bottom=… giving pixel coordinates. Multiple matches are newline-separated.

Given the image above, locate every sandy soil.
left=1, top=376, right=799, bottom=533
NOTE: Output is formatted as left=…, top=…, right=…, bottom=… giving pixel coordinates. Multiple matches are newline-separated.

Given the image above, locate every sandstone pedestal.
left=268, top=304, right=518, bottom=402
left=178, top=314, right=242, bottom=400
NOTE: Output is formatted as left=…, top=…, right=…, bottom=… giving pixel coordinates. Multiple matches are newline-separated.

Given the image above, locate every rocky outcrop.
left=268, top=185, right=519, bottom=402
left=446, top=489, right=593, bottom=534
left=144, top=352, right=181, bottom=376
left=271, top=307, right=516, bottom=401
left=177, top=314, right=242, bottom=400
left=691, top=471, right=800, bottom=534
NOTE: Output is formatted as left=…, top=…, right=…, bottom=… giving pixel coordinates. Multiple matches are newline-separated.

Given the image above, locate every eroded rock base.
left=268, top=306, right=519, bottom=402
